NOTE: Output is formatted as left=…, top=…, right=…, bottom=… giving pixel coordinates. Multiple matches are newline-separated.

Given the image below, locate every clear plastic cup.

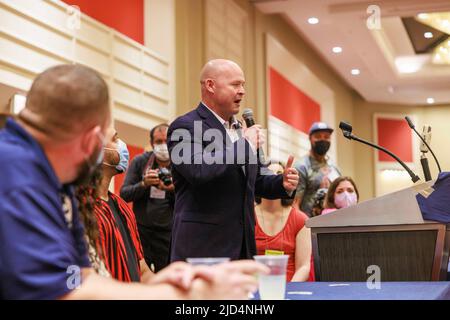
left=254, top=255, right=288, bottom=300
left=186, top=257, right=230, bottom=266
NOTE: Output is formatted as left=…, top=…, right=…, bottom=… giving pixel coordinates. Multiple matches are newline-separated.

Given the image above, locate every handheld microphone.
left=339, top=121, right=421, bottom=183
left=404, top=116, right=442, bottom=174
left=242, top=108, right=268, bottom=165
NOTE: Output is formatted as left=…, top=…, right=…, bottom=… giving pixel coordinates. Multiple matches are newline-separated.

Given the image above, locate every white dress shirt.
left=202, top=102, right=240, bottom=143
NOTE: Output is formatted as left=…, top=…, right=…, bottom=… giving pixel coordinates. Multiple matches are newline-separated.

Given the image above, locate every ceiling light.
left=332, top=47, right=342, bottom=53
left=417, top=13, right=428, bottom=20
left=308, top=17, right=319, bottom=25
left=424, top=32, right=433, bottom=39
left=395, top=56, right=428, bottom=73
left=351, top=69, right=360, bottom=75
left=418, top=12, right=450, bottom=34
left=427, top=97, right=435, bottom=104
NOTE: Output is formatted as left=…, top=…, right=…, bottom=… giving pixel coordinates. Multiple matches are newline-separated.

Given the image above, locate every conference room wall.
left=420, top=105, right=450, bottom=178
left=175, top=0, right=450, bottom=200
left=352, top=97, right=450, bottom=200
left=237, top=0, right=450, bottom=200
left=175, top=0, right=356, bottom=178
left=250, top=6, right=355, bottom=179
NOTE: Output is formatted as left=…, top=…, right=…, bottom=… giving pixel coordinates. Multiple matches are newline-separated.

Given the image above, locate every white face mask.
left=153, top=143, right=169, bottom=161
left=334, top=191, right=357, bottom=209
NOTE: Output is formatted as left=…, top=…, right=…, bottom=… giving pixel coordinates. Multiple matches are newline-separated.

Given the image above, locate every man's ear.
left=80, top=125, right=102, bottom=157
left=205, top=79, right=215, bottom=94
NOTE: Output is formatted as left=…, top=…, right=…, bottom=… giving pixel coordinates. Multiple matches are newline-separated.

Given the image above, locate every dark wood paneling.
left=317, top=230, right=437, bottom=281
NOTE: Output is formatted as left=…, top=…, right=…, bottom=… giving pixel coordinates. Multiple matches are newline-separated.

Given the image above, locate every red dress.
left=255, top=206, right=314, bottom=282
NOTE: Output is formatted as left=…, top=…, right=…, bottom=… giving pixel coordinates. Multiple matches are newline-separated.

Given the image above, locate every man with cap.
left=293, top=122, right=341, bottom=217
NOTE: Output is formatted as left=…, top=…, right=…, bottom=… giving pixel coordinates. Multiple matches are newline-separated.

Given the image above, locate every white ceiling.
left=255, top=0, right=450, bottom=105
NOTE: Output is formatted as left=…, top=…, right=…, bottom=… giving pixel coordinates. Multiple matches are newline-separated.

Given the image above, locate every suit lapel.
left=196, top=103, right=233, bottom=146
left=196, top=103, right=246, bottom=180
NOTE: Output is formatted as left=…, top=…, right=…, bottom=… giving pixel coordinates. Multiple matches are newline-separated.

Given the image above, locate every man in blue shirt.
left=0, top=64, right=267, bottom=300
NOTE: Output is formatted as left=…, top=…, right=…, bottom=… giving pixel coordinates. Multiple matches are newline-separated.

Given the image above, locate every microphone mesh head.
left=242, top=108, right=253, bottom=120
left=339, top=121, right=352, bottom=133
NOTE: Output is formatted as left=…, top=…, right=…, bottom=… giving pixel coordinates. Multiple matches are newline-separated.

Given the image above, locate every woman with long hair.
left=255, top=161, right=313, bottom=282
left=322, top=176, right=359, bottom=215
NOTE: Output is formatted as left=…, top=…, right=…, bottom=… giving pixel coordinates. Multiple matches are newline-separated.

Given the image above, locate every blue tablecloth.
left=257, top=282, right=450, bottom=300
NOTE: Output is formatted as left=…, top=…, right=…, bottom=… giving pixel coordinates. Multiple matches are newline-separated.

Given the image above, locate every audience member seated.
left=255, top=161, right=313, bottom=282
left=77, top=127, right=156, bottom=282
left=322, top=176, right=359, bottom=215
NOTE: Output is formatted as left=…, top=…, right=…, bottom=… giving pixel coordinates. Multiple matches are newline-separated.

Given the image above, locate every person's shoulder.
left=132, top=151, right=150, bottom=163
left=111, top=192, right=128, bottom=206
left=290, top=206, right=308, bottom=226
left=0, top=141, right=51, bottom=193
left=110, top=193, right=134, bottom=215
left=169, top=108, right=200, bottom=130
left=294, top=155, right=310, bottom=170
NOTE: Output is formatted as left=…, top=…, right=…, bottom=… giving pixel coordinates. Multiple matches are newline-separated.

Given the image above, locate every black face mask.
left=312, top=140, right=330, bottom=156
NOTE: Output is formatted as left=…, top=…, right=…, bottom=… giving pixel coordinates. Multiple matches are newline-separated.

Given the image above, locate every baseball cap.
left=309, top=122, right=334, bottom=136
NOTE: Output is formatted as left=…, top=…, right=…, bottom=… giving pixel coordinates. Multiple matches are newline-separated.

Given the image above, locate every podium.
left=306, top=182, right=450, bottom=281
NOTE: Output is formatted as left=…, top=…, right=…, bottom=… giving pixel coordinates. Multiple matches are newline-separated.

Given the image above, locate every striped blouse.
left=94, top=192, right=144, bottom=282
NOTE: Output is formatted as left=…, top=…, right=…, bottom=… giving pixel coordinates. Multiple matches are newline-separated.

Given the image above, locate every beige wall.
left=421, top=105, right=450, bottom=176
left=249, top=6, right=355, bottom=178
left=175, top=0, right=356, bottom=177
left=353, top=97, right=422, bottom=200
left=175, top=0, right=205, bottom=116
left=174, top=0, right=450, bottom=201
left=353, top=97, right=450, bottom=200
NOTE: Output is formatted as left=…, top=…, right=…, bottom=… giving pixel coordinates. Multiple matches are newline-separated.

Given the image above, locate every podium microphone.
left=339, top=121, right=421, bottom=183
left=419, top=125, right=432, bottom=181
left=242, top=108, right=268, bottom=165
left=404, top=116, right=442, bottom=176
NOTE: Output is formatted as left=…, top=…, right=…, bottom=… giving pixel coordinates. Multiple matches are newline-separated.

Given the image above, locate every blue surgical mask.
left=104, top=139, right=129, bottom=173
left=116, top=139, right=129, bottom=172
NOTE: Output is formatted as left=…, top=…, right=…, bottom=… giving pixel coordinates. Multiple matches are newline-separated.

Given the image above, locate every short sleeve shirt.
left=0, top=118, right=90, bottom=300
left=294, top=154, right=341, bottom=216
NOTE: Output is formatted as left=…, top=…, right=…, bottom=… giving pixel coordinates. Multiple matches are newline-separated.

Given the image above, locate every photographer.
left=120, top=123, right=174, bottom=272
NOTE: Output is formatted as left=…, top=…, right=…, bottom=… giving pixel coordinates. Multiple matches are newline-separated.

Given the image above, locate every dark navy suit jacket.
left=168, top=103, right=291, bottom=261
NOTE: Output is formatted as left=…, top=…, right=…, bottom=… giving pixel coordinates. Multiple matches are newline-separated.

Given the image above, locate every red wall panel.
left=63, top=0, right=144, bottom=44
left=269, top=67, right=321, bottom=133
left=377, top=118, right=413, bottom=162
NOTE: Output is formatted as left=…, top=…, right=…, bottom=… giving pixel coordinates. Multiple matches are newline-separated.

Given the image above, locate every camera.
left=158, top=168, right=172, bottom=186
left=312, top=188, right=328, bottom=217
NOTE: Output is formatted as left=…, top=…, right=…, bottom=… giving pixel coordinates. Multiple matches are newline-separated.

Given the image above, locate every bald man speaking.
left=168, top=59, right=299, bottom=261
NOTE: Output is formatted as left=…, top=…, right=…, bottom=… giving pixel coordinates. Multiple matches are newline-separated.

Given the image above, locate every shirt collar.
left=201, top=102, right=228, bottom=127
left=4, top=117, right=63, bottom=191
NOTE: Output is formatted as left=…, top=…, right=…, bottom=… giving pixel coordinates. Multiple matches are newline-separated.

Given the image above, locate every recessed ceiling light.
left=395, top=56, right=427, bottom=73
left=308, top=17, right=319, bottom=25
left=424, top=32, right=433, bottom=39
left=351, top=69, right=360, bottom=75
left=427, top=97, right=435, bottom=104
left=418, top=13, right=428, bottom=20
left=332, top=47, right=342, bottom=53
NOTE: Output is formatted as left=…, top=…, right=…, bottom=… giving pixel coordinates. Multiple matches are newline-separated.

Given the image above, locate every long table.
left=258, top=282, right=450, bottom=300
